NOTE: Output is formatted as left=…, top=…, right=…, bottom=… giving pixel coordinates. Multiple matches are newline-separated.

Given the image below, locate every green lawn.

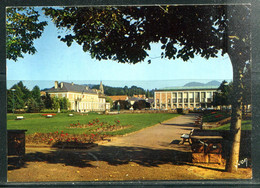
left=211, top=120, right=252, bottom=130
left=7, top=113, right=179, bottom=135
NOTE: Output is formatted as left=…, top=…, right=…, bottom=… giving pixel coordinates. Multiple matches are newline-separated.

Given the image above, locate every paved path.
left=103, top=113, right=198, bottom=151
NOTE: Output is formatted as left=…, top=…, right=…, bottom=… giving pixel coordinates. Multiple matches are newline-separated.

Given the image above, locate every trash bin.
left=7, top=130, right=27, bottom=156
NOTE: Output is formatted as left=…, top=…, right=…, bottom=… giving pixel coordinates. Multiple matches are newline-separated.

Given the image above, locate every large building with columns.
left=46, top=81, right=107, bottom=112
left=154, top=86, right=218, bottom=110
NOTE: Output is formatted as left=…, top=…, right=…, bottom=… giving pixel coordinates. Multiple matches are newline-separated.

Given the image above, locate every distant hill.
left=184, top=80, right=221, bottom=87
left=183, top=82, right=205, bottom=87
left=204, top=80, right=221, bottom=86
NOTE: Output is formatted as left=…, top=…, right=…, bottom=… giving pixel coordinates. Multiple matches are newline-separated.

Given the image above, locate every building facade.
left=46, top=81, right=107, bottom=112
left=154, top=86, right=218, bottom=110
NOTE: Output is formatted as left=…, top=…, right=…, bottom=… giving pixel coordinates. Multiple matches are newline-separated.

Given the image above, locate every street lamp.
left=11, top=89, right=16, bottom=114
left=117, top=101, right=120, bottom=114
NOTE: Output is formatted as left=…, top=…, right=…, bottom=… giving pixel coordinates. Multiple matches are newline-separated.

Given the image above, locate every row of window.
left=157, top=103, right=201, bottom=108
left=157, top=91, right=214, bottom=99
left=71, top=101, right=106, bottom=111
left=156, top=98, right=212, bottom=104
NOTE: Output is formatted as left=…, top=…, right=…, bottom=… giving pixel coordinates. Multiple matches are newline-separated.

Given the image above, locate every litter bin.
left=8, top=130, right=27, bottom=156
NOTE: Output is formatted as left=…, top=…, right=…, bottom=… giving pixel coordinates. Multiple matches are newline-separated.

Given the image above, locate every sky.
left=6, top=7, right=233, bottom=90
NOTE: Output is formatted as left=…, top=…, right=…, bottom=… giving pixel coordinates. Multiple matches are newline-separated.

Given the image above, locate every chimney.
left=61, top=82, right=63, bottom=88
left=55, top=81, right=58, bottom=89
left=71, top=82, right=74, bottom=85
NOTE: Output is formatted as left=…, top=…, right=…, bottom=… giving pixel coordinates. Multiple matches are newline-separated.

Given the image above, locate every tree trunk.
left=226, top=58, right=244, bottom=172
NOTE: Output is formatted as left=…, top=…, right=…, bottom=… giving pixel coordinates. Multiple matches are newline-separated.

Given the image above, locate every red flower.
left=66, top=133, right=68, bottom=136
left=61, top=134, right=65, bottom=137
left=49, top=138, right=53, bottom=141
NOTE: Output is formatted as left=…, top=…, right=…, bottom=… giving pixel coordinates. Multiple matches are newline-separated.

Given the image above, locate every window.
left=168, top=99, right=171, bottom=103
left=178, top=99, right=182, bottom=103
left=172, top=99, right=177, bottom=103
left=201, top=92, right=206, bottom=98
left=157, top=99, right=159, bottom=103
left=172, top=93, right=177, bottom=98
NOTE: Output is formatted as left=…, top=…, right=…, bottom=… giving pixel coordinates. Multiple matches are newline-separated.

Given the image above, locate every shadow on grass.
left=8, top=145, right=192, bottom=171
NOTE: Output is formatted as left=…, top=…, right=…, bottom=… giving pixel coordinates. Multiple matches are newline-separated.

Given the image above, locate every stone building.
left=46, top=81, right=107, bottom=112
left=154, top=86, right=218, bottom=110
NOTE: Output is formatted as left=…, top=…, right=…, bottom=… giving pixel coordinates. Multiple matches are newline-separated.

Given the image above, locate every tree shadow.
left=163, top=123, right=195, bottom=127
left=8, top=144, right=193, bottom=170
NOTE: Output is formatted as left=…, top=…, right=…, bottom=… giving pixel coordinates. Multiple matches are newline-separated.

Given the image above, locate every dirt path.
left=8, top=114, right=251, bottom=182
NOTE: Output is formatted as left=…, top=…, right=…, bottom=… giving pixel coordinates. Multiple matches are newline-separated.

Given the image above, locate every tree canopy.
left=6, top=8, right=47, bottom=61
left=43, top=6, right=250, bottom=66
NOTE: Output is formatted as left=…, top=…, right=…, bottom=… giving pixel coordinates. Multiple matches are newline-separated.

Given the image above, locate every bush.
left=40, top=109, right=57, bottom=113
left=176, top=108, right=189, bottom=114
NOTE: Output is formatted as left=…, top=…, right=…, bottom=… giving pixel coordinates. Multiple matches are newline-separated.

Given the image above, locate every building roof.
left=128, top=97, right=144, bottom=102
left=46, top=82, right=97, bottom=94
left=156, top=86, right=219, bottom=91
left=133, top=94, right=146, bottom=99
left=108, top=95, right=128, bottom=101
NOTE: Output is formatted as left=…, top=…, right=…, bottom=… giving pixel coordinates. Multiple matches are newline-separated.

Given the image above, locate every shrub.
left=40, top=109, right=57, bottom=113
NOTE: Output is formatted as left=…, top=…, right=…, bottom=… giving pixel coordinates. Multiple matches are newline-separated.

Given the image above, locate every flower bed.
left=26, top=119, right=129, bottom=148
left=26, top=131, right=109, bottom=148
left=42, top=113, right=56, bottom=116
left=69, top=118, right=129, bottom=132
left=203, top=111, right=230, bottom=123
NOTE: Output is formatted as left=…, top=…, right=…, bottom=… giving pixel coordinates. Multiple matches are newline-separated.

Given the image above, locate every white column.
left=176, top=92, right=179, bottom=108
left=154, top=92, right=157, bottom=109
left=182, top=91, right=184, bottom=108
left=165, top=92, right=168, bottom=110
left=188, top=91, right=190, bottom=108
left=193, top=92, right=196, bottom=108
left=199, top=91, right=201, bottom=108
left=160, top=92, right=162, bottom=109
left=171, top=92, right=173, bottom=109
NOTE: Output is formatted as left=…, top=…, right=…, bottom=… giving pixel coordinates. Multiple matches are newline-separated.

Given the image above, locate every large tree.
left=6, top=8, right=47, bottom=61
left=43, top=5, right=250, bottom=172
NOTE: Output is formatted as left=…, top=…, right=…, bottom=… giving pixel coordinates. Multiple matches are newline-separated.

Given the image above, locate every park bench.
left=16, top=116, right=24, bottom=120
left=180, top=129, right=194, bottom=145
left=46, top=114, right=53, bottom=118
left=194, top=115, right=203, bottom=126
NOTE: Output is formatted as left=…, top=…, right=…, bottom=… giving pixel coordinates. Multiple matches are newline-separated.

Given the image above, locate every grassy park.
left=212, top=120, right=252, bottom=130
left=202, top=111, right=252, bottom=130
left=7, top=113, right=179, bottom=135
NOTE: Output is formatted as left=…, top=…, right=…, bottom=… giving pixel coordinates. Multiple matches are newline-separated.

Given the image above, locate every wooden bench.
left=46, top=114, right=53, bottom=118
left=180, top=129, right=194, bottom=145
left=16, top=116, right=24, bottom=120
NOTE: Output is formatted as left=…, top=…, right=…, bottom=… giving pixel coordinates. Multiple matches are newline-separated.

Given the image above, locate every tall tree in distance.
left=44, top=5, right=250, bottom=172
left=6, top=8, right=47, bottom=61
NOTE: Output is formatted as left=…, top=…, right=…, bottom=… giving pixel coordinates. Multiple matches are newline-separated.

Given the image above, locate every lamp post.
left=11, top=89, right=16, bottom=114
left=117, top=101, right=120, bottom=114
